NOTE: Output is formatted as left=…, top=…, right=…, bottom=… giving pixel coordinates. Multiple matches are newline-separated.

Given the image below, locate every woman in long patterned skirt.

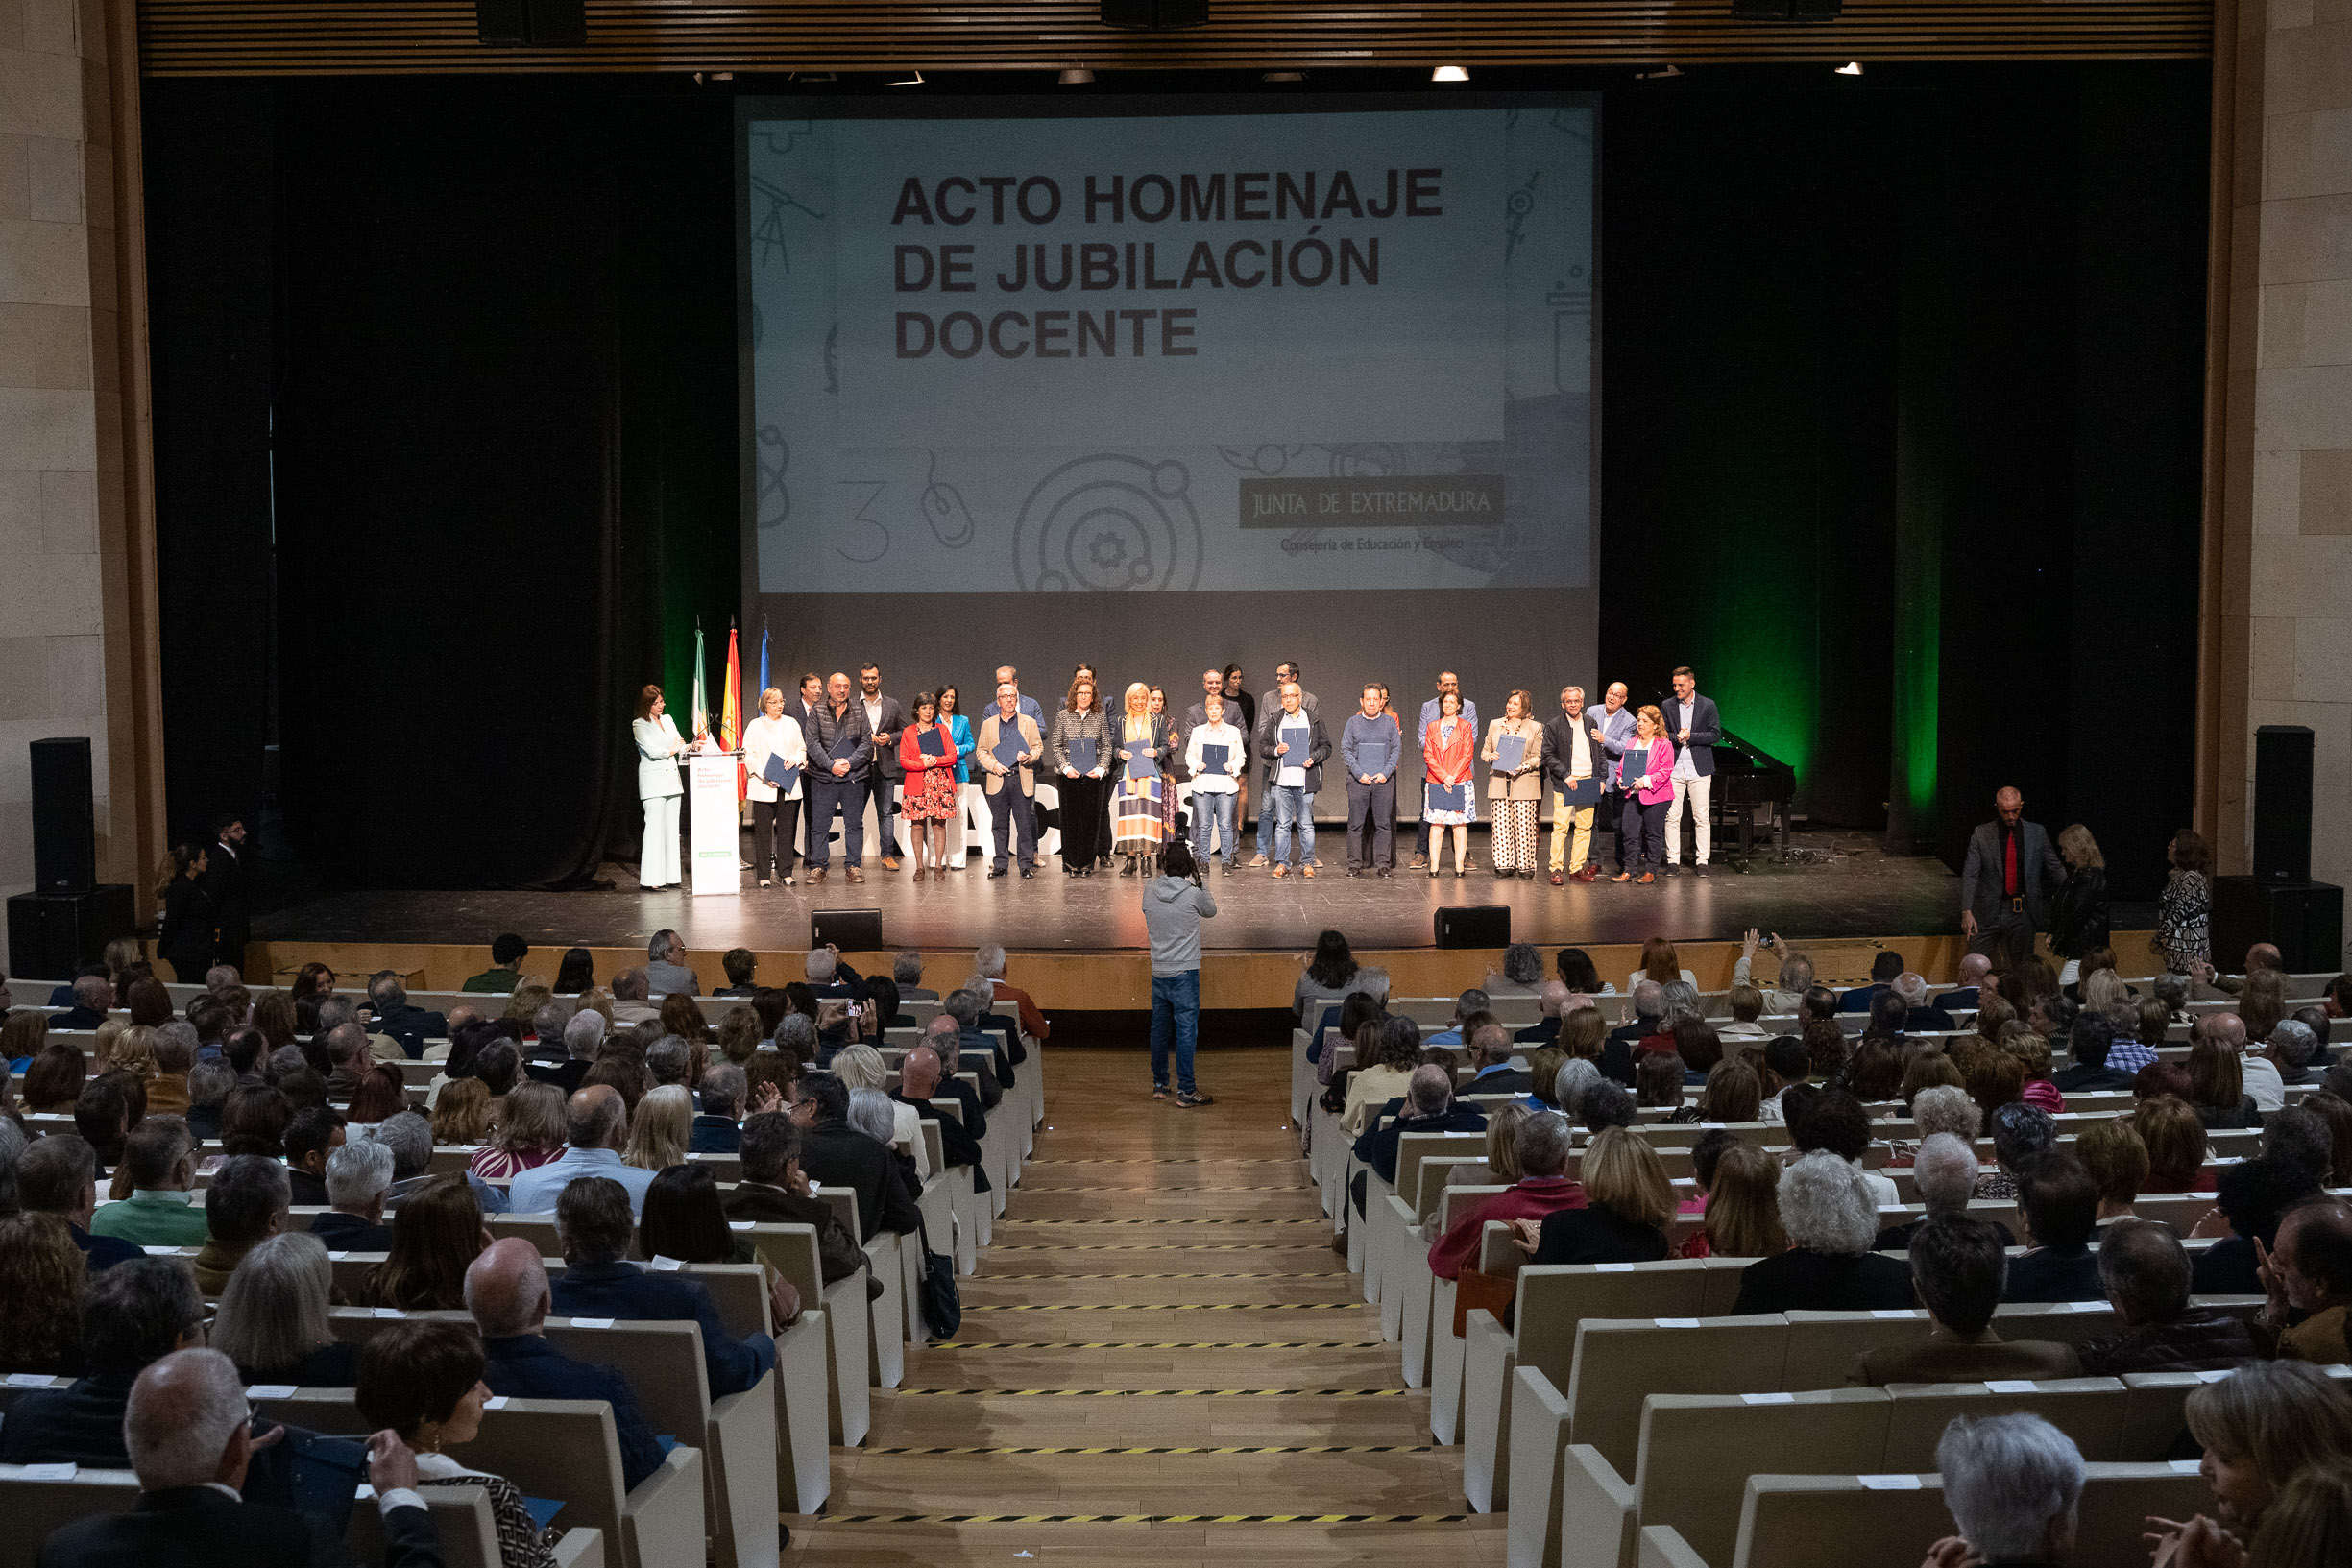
left=1112, top=682, right=1173, bottom=876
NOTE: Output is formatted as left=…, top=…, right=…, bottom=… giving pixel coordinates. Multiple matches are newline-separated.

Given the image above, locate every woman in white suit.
left=742, top=686, right=807, bottom=888
left=633, top=684, right=698, bottom=889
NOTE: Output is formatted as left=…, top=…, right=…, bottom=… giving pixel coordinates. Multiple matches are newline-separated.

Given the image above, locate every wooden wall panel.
left=139, top=2, right=2215, bottom=78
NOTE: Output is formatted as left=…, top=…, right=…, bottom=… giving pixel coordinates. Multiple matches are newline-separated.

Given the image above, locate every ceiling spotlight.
left=1059, top=66, right=1096, bottom=84
left=1636, top=63, right=1684, bottom=80
left=1834, top=60, right=1863, bottom=75
left=887, top=69, right=926, bottom=86
left=1432, top=64, right=1468, bottom=83
left=1263, top=70, right=1304, bottom=83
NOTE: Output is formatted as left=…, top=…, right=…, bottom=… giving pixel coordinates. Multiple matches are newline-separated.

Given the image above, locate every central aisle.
left=789, top=1046, right=1504, bottom=1565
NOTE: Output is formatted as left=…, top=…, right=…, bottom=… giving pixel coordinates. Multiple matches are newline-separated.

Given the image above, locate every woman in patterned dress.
left=2154, top=827, right=2211, bottom=977
left=897, top=689, right=962, bottom=882
left=358, top=1319, right=561, bottom=1568
left=1112, top=682, right=1173, bottom=876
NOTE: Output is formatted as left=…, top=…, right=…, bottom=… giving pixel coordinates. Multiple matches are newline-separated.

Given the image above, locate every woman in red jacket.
left=1614, top=705, right=1677, bottom=884
left=898, top=690, right=961, bottom=882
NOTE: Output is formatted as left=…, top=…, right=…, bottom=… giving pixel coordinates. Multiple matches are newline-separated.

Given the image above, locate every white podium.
left=687, top=751, right=743, bottom=896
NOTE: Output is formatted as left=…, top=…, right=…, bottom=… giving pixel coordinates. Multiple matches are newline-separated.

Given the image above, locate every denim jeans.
left=1272, top=784, right=1314, bottom=866
left=1191, top=789, right=1239, bottom=864
left=1151, top=969, right=1200, bottom=1094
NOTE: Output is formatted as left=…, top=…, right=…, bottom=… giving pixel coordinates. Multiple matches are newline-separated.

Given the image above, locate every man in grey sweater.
left=1143, top=837, right=1218, bottom=1106
left=1340, top=682, right=1402, bottom=876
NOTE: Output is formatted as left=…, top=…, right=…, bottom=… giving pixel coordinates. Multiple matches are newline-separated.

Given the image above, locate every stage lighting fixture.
left=1060, top=66, right=1097, bottom=84
left=1432, top=64, right=1469, bottom=83
left=1101, top=0, right=1210, bottom=29
left=1834, top=60, right=1863, bottom=75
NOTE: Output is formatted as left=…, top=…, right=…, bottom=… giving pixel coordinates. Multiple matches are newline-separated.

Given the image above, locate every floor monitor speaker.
left=1435, top=905, right=1510, bottom=950
left=812, top=908, right=884, bottom=952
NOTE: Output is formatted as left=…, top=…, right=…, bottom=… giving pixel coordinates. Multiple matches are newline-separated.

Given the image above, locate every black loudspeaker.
left=1435, top=905, right=1510, bottom=950
left=2254, top=725, right=2315, bottom=884
left=477, top=0, right=584, bottom=45
left=1102, top=0, right=1209, bottom=30
left=812, top=908, right=884, bottom=952
left=2213, top=876, right=2343, bottom=976
left=9, top=885, right=134, bottom=980
left=31, top=737, right=95, bottom=895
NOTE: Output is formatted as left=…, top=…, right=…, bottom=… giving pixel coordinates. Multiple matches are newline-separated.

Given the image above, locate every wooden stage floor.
left=256, top=828, right=1960, bottom=956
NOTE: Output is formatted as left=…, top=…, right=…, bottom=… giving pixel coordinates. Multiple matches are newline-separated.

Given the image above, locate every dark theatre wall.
left=144, top=65, right=2206, bottom=897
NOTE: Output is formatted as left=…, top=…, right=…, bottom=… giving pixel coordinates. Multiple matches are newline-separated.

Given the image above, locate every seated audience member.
left=609, top=966, right=659, bottom=1025
left=1425, top=1110, right=1593, bottom=1279
left=282, top=1103, right=346, bottom=1207
left=35, top=1347, right=438, bottom=1568
left=525, top=1008, right=603, bottom=1096
left=507, top=1085, right=658, bottom=1216
left=430, top=1076, right=492, bottom=1148
left=832, top=1042, right=927, bottom=1176
left=892, top=950, right=937, bottom=1004
left=361, top=1174, right=488, bottom=1312
left=345, top=1063, right=408, bottom=1125
left=89, top=1115, right=209, bottom=1247
left=368, top=1110, right=437, bottom=1208
left=2135, top=1094, right=2213, bottom=1193
left=357, top=1318, right=562, bottom=1568
left=1424, top=988, right=1487, bottom=1049
left=1350, top=1063, right=1487, bottom=1217
left=1854, top=1216, right=2083, bottom=1386
left=631, top=1165, right=746, bottom=1267
left=1758, top=1035, right=1811, bottom=1123
left=977, top=941, right=1051, bottom=1042
left=73, top=1073, right=133, bottom=1174
left=2049, top=1012, right=2135, bottom=1094
left=715, top=946, right=759, bottom=998
left=2074, top=1219, right=2260, bottom=1376
left=53, top=973, right=112, bottom=1031
left=312, top=1137, right=399, bottom=1251
left=1910, top=1083, right=1983, bottom=1146
left=1787, top=1088, right=1899, bottom=1207
left=1448, top=1100, right=1529, bottom=1190
left=471, top=1079, right=567, bottom=1183
left=2257, top=1200, right=2352, bottom=1362
left=691, top=1062, right=748, bottom=1151
left=0, top=1257, right=205, bottom=1465
left=1516, top=1125, right=1673, bottom=1266
left=621, top=1082, right=692, bottom=1172
left=1935, top=953, right=1993, bottom=1012
left=465, top=1238, right=666, bottom=1491
left=1717, top=984, right=1772, bottom=1045
left=1548, top=1056, right=1602, bottom=1122
left=1599, top=980, right=1663, bottom=1085
left=1879, top=1132, right=2014, bottom=1252
left=1732, top=930, right=1812, bottom=1012
left=2153, top=1361, right=2352, bottom=1561
left=2073, top=1117, right=2148, bottom=1225
left=366, top=972, right=446, bottom=1058
left=183, top=1060, right=234, bottom=1141
left=1678, top=1056, right=1761, bottom=1123
left=20, top=1133, right=144, bottom=1270
left=23, top=1040, right=88, bottom=1113
left=1341, top=1015, right=1420, bottom=1137
left=723, top=1110, right=870, bottom=1286
left=550, top=1175, right=790, bottom=1397
left=2195, top=1154, right=2328, bottom=1297
left=209, top=1231, right=359, bottom=1386
left=0, top=1211, right=85, bottom=1375
left=1923, top=1413, right=2086, bottom=1568
left=1579, top=1077, right=1639, bottom=1140
left=1467, top=1022, right=1537, bottom=1093
left=1730, top=1150, right=1915, bottom=1315
left=2190, top=1025, right=2263, bottom=1130
left=146, top=1024, right=197, bottom=1115
left=791, top=1070, right=922, bottom=1240
left=2249, top=1019, right=2314, bottom=1113
left=1892, top=972, right=1957, bottom=1034
left=192, top=1155, right=290, bottom=1295
left=2001, top=1155, right=2103, bottom=1302
left=1679, top=1143, right=1788, bottom=1261
left=462, top=932, right=529, bottom=995
left=894, top=1040, right=990, bottom=1189
left=322, top=1022, right=374, bottom=1103
left=1976, top=1102, right=2057, bottom=1200
left=1837, top=951, right=1904, bottom=1014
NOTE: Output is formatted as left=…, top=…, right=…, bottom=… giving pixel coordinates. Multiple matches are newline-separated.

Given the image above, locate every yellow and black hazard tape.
left=888, top=1387, right=1408, bottom=1397
left=923, top=1340, right=1382, bottom=1350
left=815, top=1511, right=1468, bottom=1524
left=863, top=1442, right=1431, bottom=1455
left=960, top=1301, right=1360, bottom=1311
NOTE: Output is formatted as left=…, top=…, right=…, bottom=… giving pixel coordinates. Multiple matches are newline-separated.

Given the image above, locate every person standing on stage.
left=1150, top=686, right=1184, bottom=843
left=1222, top=664, right=1255, bottom=852
left=1660, top=665, right=1721, bottom=875
left=741, top=686, right=807, bottom=889
left=898, top=691, right=961, bottom=883
left=1411, top=673, right=1479, bottom=870
left=1421, top=689, right=1476, bottom=878
left=1184, top=694, right=1246, bottom=871
left=1249, top=661, right=1316, bottom=867
left=806, top=671, right=872, bottom=885
left=1113, top=682, right=1173, bottom=877
left=204, top=812, right=252, bottom=973
left=857, top=663, right=906, bottom=874
left=1341, top=683, right=1401, bottom=877
left=977, top=681, right=1044, bottom=880
left=1589, top=682, right=1637, bottom=877
left=1615, top=705, right=1676, bottom=884
left=1075, top=662, right=1112, bottom=867
left=1049, top=674, right=1111, bottom=877
left=1959, top=786, right=2066, bottom=963
left=1541, top=685, right=1607, bottom=884
left=1261, top=681, right=1330, bottom=880
left=992, top=664, right=1046, bottom=730
left=633, top=685, right=699, bottom=890
left=788, top=672, right=827, bottom=865
left=1182, top=667, right=1225, bottom=743
left=937, top=684, right=978, bottom=869
left=157, top=844, right=216, bottom=982
left=1144, top=837, right=1217, bottom=1107
left=1483, top=689, right=1545, bottom=880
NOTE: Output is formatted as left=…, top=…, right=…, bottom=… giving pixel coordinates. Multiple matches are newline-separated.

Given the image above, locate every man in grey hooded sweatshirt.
left=1144, top=836, right=1218, bottom=1106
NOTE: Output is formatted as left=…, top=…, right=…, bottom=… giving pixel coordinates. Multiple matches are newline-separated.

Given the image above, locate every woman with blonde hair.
left=1517, top=1125, right=1675, bottom=1264
left=2191, top=1035, right=2262, bottom=1129
left=2047, top=824, right=2110, bottom=985
left=621, top=1083, right=691, bottom=1171
left=1559, top=1006, right=1608, bottom=1064
left=831, top=1042, right=927, bottom=1177
left=431, top=1076, right=493, bottom=1146
left=715, top=1005, right=762, bottom=1066
left=1448, top=1100, right=1530, bottom=1188
left=501, top=985, right=554, bottom=1029
left=1481, top=688, right=1545, bottom=878
left=1682, top=1144, right=1788, bottom=1260
left=2136, top=1094, right=2213, bottom=1192
left=470, top=1080, right=567, bottom=1182
left=2075, top=1117, right=2148, bottom=1223
left=1110, top=681, right=1172, bottom=877
left=1689, top=1057, right=1762, bottom=1123
left=742, top=683, right=807, bottom=887
left=2144, top=1362, right=2352, bottom=1566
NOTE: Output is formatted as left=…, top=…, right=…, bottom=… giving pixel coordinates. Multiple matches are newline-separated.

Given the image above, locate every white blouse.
left=1184, top=721, right=1245, bottom=793
left=634, top=714, right=687, bottom=801
left=742, top=713, right=807, bottom=803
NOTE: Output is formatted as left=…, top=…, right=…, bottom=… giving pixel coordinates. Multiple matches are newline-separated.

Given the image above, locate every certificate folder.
left=1494, top=734, right=1527, bottom=773
left=1200, top=743, right=1230, bottom=774
left=917, top=728, right=947, bottom=759
left=1123, top=740, right=1159, bottom=780
left=1069, top=736, right=1099, bottom=774
left=761, top=754, right=800, bottom=794
left=1428, top=781, right=1468, bottom=813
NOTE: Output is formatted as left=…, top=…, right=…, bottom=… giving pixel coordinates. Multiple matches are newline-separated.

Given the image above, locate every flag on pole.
left=690, top=622, right=709, bottom=739
left=721, top=624, right=744, bottom=802
left=757, top=619, right=770, bottom=703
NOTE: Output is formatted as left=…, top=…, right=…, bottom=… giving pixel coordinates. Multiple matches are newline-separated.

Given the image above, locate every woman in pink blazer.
left=1613, top=705, right=1677, bottom=884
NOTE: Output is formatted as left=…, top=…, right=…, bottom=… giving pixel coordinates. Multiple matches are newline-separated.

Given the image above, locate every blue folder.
left=1069, top=736, right=1099, bottom=774
left=1123, top=739, right=1159, bottom=780
left=1428, top=780, right=1468, bottom=813
left=992, top=727, right=1026, bottom=769
left=1280, top=725, right=1311, bottom=767
left=1494, top=734, right=1528, bottom=773
left=1200, top=742, right=1230, bottom=774
left=830, top=728, right=864, bottom=762
left=761, top=753, right=800, bottom=793
left=918, top=727, right=947, bottom=759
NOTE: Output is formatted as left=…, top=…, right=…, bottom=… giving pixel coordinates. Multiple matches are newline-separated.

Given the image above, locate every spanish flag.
left=720, top=624, right=744, bottom=802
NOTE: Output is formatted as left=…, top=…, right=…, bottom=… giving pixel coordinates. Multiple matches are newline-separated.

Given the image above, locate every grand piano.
left=1707, top=726, right=1798, bottom=869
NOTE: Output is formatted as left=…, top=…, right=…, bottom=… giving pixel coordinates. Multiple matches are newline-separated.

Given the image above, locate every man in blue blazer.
left=1588, top=683, right=1638, bottom=876
left=548, top=1177, right=790, bottom=1399
left=1660, top=665, right=1721, bottom=873
left=1540, top=684, right=1610, bottom=883
left=467, top=1239, right=667, bottom=1490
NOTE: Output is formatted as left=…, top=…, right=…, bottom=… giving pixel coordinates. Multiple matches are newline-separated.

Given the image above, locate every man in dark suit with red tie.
left=1959, top=786, right=2067, bottom=965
